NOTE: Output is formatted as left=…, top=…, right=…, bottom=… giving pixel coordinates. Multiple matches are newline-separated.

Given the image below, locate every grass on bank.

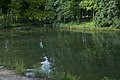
left=0, top=58, right=25, bottom=75
left=58, top=22, right=120, bottom=32
left=0, top=58, right=116, bottom=80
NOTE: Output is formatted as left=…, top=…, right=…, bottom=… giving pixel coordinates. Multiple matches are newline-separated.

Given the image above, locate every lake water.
left=0, top=28, right=120, bottom=80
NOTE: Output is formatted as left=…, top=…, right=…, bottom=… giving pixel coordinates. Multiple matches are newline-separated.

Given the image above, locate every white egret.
left=40, top=56, right=51, bottom=74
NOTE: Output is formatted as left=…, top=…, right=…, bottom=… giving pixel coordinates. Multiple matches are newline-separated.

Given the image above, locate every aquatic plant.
left=14, top=59, right=25, bottom=75
left=0, top=58, right=25, bottom=75
left=50, top=71, right=81, bottom=80
left=101, top=77, right=116, bottom=80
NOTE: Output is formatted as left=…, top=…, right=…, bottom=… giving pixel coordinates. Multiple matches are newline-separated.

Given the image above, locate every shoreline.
left=57, top=22, right=120, bottom=32
left=0, top=67, right=41, bottom=80
left=0, top=68, right=42, bottom=80
left=0, top=22, right=120, bottom=33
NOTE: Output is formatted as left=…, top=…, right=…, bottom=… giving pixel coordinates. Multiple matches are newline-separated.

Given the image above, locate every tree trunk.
left=93, top=9, right=94, bottom=22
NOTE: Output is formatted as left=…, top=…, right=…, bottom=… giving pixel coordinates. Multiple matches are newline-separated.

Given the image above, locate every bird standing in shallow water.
left=41, top=56, right=51, bottom=74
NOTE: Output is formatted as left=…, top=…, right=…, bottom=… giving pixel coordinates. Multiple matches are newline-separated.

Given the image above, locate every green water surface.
left=0, top=28, right=120, bottom=80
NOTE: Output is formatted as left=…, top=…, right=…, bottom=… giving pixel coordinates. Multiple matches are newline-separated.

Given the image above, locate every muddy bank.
left=0, top=68, right=42, bottom=80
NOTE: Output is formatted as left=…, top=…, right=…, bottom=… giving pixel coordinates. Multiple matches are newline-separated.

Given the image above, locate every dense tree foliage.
left=0, top=0, right=120, bottom=28
left=95, top=0, right=120, bottom=28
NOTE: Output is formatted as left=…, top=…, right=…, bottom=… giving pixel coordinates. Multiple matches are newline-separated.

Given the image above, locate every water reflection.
left=4, top=39, right=9, bottom=52
left=0, top=29, right=120, bottom=80
left=39, top=39, right=43, bottom=48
